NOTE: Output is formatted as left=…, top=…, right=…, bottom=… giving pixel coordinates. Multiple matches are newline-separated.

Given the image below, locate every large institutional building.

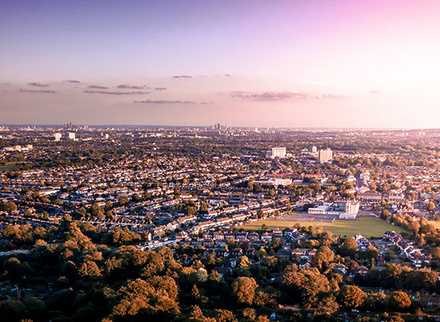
left=270, top=147, right=287, bottom=158
left=308, top=201, right=360, bottom=220
left=318, top=148, right=333, bottom=163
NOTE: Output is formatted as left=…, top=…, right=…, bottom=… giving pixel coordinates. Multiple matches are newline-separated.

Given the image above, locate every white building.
left=21, top=144, right=33, bottom=152
left=308, top=204, right=331, bottom=214
left=318, top=148, right=333, bottom=163
left=309, top=146, right=317, bottom=153
left=68, top=132, right=76, bottom=140
left=307, top=201, right=359, bottom=219
left=345, top=201, right=360, bottom=214
left=270, top=147, right=286, bottom=158
left=54, top=133, right=62, bottom=141
left=253, top=178, right=292, bottom=187
left=339, top=201, right=360, bottom=219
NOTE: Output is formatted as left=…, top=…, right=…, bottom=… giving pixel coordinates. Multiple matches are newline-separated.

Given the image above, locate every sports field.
left=240, top=216, right=407, bottom=238
left=0, top=162, right=21, bottom=171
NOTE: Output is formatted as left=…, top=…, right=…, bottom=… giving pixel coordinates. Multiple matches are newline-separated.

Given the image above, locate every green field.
left=240, top=216, right=407, bottom=238
left=0, top=162, right=20, bottom=171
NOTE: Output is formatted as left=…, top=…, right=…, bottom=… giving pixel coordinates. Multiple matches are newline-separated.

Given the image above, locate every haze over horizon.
left=1, top=0, right=440, bottom=128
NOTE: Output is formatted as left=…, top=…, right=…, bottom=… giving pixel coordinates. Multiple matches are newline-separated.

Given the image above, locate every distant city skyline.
left=1, top=0, right=440, bottom=128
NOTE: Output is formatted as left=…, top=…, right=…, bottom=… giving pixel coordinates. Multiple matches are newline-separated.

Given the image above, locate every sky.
left=1, top=0, right=440, bottom=128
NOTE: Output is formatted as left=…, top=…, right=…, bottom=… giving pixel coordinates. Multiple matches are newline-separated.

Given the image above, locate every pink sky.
left=1, top=0, right=439, bottom=128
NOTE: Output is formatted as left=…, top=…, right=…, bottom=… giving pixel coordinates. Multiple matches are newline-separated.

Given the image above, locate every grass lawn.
left=0, top=162, right=21, bottom=171
left=240, top=216, right=408, bottom=238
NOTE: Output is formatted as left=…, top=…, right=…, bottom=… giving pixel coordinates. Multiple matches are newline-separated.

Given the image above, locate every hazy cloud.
left=28, top=82, right=50, bottom=87
left=231, top=91, right=348, bottom=101
left=66, top=79, right=81, bottom=83
left=370, top=90, right=381, bottom=94
left=322, top=93, right=347, bottom=99
left=88, top=85, right=109, bottom=89
left=117, top=84, right=147, bottom=89
left=155, top=87, right=167, bottom=91
left=84, top=90, right=151, bottom=95
left=135, top=99, right=196, bottom=104
left=314, top=93, right=347, bottom=99
left=173, top=74, right=230, bottom=79
left=19, top=88, right=57, bottom=93
left=231, top=91, right=308, bottom=101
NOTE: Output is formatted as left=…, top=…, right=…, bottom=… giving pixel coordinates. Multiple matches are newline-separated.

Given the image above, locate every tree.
left=199, top=202, right=208, bottom=213
left=255, top=247, right=267, bottom=260
left=4, top=201, right=17, bottom=212
left=0, top=300, right=25, bottom=321
left=64, top=223, right=95, bottom=251
left=427, top=201, right=435, bottom=212
left=215, top=309, right=237, bottom=322
left=389, top=291, right=411, bottom=312
left=347, top=259, right=359, bottom=271
left=79, top=260, right=102, bottom=277
left=315, top=294, right=339, bottom=316
left=408, top=221, right=420, bottom=235
left=242, top=308, right=257, bottom=321
left=321, top=230, right=334, bottom=246
left=118, top=196, right=129, bottom=206
left=90, top=202, right=104, bottom=218
left=2, top=257, right=35, bottom=281
left=282, top=265, right=330, bottom=307
left=419, top=218, right=436, bottom=235
left=367, top=245, right=379, bottom=260
left=112, top=277, right=179, bottom=318
left=34, top=226, right=47, bottom=239
left=186, top=206, right=197, bottom=216
left=191, top=284, right=201, bottom=301
left=232, top=277, right=258, bottom=305
left=270, top=238, right=282, bottom=251
left=380, top=209, right=390, bottom=220
left=238, top=256, right=251, bottom=270
left=188, top=305, right=213, bottom=321
left=314, top=246, right=334, bottom=268
left=253, top=289, right=278, bottom=307
left=432, top=247, right=440, bottom=259
left=341, top=237, right=358, bottom=257
left=196, top=267, right=208, bottom=283
left=338, top=285, right=366, bottom=309
left=209, top=270, right=221, bottom=283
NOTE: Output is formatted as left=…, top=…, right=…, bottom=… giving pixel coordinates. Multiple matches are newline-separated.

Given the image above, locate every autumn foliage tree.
left=232, top=277, right=258, bottom=306
left=389, top=291, right=411, bottom=312
left=338, top=285, right=366, bottom=309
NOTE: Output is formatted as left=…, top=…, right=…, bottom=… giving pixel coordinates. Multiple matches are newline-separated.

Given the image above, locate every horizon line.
left=0, top=124, right=438, bottom=131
